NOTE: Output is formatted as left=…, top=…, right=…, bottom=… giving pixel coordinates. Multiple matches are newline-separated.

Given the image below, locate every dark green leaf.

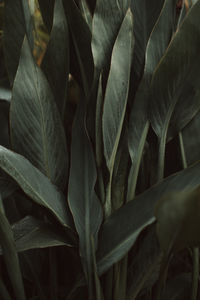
left=0, top=100, right=10, bottom=148
left=0, top=216, right=73, bottom=254
left=128, top=0, right=176, bottom=200
left=102, top=9, right=133, bottom=215
left=155, top=188, right=200, bottom=252
left=10, top=38, right=68, bottom=191
left=92, top=0, right=129, bottom=70
left=0, top=146, right=72, bottom=228
left=42, top=0, right=69, bottom=118
left=149, top=0, right=200, bottom=143
left=130, top=0, right=165, bottom=79
left=79, top=0, right=92, bottom=30
left=97, top=160, right=200, bottom=275
left=0, top=195, right=26, bottom=300
left=4, top=0, right=34, bottom=84
left=68, top=101, right=103, bottom=282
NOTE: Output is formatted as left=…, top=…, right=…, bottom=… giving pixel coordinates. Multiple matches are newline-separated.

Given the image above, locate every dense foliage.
left=0, top=0, right=200, bottom=299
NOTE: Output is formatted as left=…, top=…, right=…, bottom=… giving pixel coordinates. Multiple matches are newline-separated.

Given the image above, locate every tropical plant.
left=0, top=0, right=200, bottom=299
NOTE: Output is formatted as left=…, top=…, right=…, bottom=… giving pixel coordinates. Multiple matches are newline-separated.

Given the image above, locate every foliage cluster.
left=0, top=0, right=200, bottom=299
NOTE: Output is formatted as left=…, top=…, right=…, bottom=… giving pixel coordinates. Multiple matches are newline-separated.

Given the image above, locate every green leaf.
left=4, top=0, right=34, bottom=84
left=68, top=101, right=103, bottom=284
left=149, top=0, right=200, bottom=145
left=0, top=195, right=26, bottom=300
left=155, top=188, right=200, bottom=253
left=130, top=0, right=165, bottom=79
left=63, top=0, right=94, bottom=97
left=10, top=38, right=68, bottom=191
left=0, top=146, right=72, bottom=228
left=41, top=0, right=69, bottom=118
left=97, top=160, right=200, bottom=275
left=127, top=225, right=161, bottom=300
left=92, top=0, right=129, bottom=70
left=0, top=216, right=73, bottom=255
left=102, top=9, right=134, bottom=215
left=79, top=0, right=92, bottom=30
left=128, top=0, right=176, bottom=200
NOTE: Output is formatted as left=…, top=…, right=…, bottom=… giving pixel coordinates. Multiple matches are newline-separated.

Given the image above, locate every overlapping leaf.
left=4, top=0, right=34, bottom=84
left=97, top=160, right=200, bottom=275
left=68, top=101, right=103, bottom=283
left=130, top=0, right=165, bottom=79
left=149, top=0, right=200, bottom=144
left=38, top=0, right=55, bottom=32
left=102, top=9, right=133, bottom=215
left=128, top=0, right=176, bottom=200
left=0, top=146, right=72, bottom=228
left=0, top=216, right=73, bottom=255
left=42, top=0, right=69, bottom=118
left=10, top=38, right=68, bottom=191
left=92, top=0, right=129, bottom=70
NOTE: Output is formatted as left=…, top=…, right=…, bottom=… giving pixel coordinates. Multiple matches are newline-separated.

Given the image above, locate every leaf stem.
left=157, top=133, right=167, bottom=182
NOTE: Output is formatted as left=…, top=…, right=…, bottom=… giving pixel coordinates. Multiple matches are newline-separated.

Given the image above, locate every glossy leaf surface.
left=10, top=38, right=68, bottom=191
left=97, top=161, right=200, bottom=275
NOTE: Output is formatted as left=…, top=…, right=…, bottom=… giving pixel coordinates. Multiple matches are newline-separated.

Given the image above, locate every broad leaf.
left=92, top=0, right=129, bottom=70
left=4, top=0, right=34, bottom=84
left=42, top=0, right=69, bottom=118
left=102, top=9, right=134, bottom=215
left=68, top=101, right=103, bottom=283
left=0, top=88, right=11, bottom=101
left=0, top=146, right=72, bottom=228
left=10, top=38, right=68, bottom=191
left=149, top=0, right=200, bottom=147
left=0, top=216, right=73, bottom=255
left=155, top=188, right=200, bottom=252
left=97, top=161, right=200, bottom=275
left=0, top=196, right=26, bottom=300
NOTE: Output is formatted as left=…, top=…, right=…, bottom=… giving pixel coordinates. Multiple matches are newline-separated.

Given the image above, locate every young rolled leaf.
left=97, top=160, right=200, bottom=275
left=0, top=195, right=26, bottom=300
left=4, top=0, right=34, bottom=84
left=0, top=216, right=73, bottom=255
left=155, top=188, right=200, bottom=253
left=41, top=0, right=69, bottom=118
left=0, top=146, right=72, bottom=228
left=10, top=38, right=68, bottom=191
left=149, top=0, right=200, bottom=178
left=92, top=0, right=129, bottom=70
left=102, top=9, right=134, bottom=215
left=68, top=101, right=103, bottom=286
